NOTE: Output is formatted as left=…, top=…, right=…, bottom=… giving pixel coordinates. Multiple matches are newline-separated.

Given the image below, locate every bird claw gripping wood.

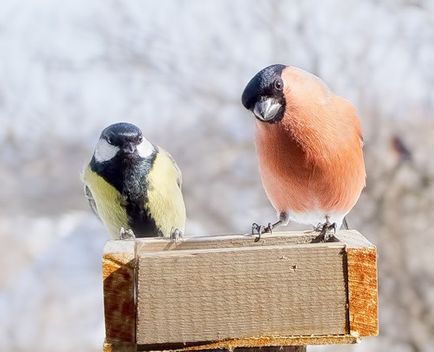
left=313, top=218, right=337, bottom=242
left=119, top=227, right=136, bottom=241
left=251, top=222, right=273, bottom=242
left=170, top=228, right=183, bottom=244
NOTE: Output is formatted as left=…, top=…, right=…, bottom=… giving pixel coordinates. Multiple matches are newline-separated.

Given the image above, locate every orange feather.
left=255, top=67, right=365, bottom=226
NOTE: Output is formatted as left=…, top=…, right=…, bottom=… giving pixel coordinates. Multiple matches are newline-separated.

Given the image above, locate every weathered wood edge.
left=103, top=240, right=137, bottom=346
left=137, top=242, right=345, bottom=258
left=335, top=231, right=375, bottom=249
left=135, top=230, right=370, bottom=253
left=103, top=339, right=137, bottom=352
left=345, top=245, right=379, bottom=337
left=137, top=335, right=360, bottom=351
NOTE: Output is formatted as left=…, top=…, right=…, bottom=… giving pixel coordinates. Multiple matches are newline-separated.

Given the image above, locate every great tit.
left=82, top=122, right=186, bottom=239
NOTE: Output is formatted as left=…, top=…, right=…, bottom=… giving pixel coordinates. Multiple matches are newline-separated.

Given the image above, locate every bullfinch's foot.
left=170, top=228, right=183, bottom=243
left=312, top=220, right=337, bottom=243
left=119, top=227, right=136, bottom=240
left=251, top=222, right=275, bottom=242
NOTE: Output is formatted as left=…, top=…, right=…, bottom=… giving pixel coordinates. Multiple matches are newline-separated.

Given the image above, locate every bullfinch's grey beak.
left=253, top=98, right=282, bottom=122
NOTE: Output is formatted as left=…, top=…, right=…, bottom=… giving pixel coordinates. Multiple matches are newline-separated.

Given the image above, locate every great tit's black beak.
left=122, top=143, right=136, bottom=154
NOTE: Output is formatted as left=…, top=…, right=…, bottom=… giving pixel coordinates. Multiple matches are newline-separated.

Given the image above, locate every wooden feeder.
left=102, top=230, right=378, bottom=352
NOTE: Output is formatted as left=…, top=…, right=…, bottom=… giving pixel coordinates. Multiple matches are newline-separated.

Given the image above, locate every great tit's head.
left=241, top=64, right=287, bottom=123
left=93, top=122, right=154, bottom=162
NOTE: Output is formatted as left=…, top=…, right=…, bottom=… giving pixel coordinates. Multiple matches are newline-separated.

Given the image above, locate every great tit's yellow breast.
left=146, top=149, right=186, bottom=236
left=83, top=165, right=129, bottom=239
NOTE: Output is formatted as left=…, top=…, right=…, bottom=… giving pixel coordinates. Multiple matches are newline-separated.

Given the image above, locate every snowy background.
left=0, top=0, right=433, bottom=351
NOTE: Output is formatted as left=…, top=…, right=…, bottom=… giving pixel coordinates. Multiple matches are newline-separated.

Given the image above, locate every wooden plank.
left=331, top=231, right=378, bottom=336
left=103, top=240, right=136, bottom=347
left=103, top=340, right=137, bottom=352
left=135, top=231, right=318, bottom=253
left=234, top=347, right=307, bottom=352
left=102, top=230, right=377, bottom=350
left=335, top=230, right=375, bottom=249
left=135, top=239, right=349, bottom=345
left=134, top=230, right=368, bottom=253
left=137, top=335, right=359, bottom=351
left=346, top=247, right=378, bottom=336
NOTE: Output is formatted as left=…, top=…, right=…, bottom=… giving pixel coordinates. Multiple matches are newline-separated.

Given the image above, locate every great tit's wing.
left=84, top=185, right=100, bottom=220
left=146, top=147, right=186, bottom=236
left=164, top=150, right=183, bottom=189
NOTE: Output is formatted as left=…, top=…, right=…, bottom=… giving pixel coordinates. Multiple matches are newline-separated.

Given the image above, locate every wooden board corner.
left=346, top=245, right=378, bottom=337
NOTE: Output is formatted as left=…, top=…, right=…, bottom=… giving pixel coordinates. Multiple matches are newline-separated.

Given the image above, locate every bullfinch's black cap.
left=241, top=64, right=287, bottom=110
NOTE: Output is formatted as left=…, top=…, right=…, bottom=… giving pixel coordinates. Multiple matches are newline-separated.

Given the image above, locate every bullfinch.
left=241, top=64, right=366, bottom=241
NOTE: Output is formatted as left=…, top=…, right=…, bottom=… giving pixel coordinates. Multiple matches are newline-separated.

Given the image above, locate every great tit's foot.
left=170, top=228, right=183, bottom=243
left=119, top=227, right=136, bottom=241
left=251, top=222, right=274, bottom=242
left=312, top=220, right=337, bottom=243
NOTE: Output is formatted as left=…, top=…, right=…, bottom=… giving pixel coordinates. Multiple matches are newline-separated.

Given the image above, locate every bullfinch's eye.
left=274, top=79, right=283, bottom=91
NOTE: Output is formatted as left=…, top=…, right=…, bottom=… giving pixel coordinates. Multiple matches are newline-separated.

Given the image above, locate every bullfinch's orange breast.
left=256, top=121, right=365, bottom=216
left=256, top=123, right=319, bottom=213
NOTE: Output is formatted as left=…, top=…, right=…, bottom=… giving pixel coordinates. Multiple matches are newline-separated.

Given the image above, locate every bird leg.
left=170, top=228, right=183, bottom=243
left=312, top=216, right=337, bottom=242
left=342, top=217, right=349, bottom=230
left=251, top=212, right=289, bottom=242
left=119, top=227, right=136, bottom=241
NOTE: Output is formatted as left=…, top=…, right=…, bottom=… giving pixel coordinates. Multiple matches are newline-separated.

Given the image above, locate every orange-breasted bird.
left=241, top=64, right=366, bottom=240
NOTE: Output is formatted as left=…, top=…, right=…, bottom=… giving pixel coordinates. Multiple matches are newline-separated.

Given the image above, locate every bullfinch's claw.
left=119, top=227, right=136, bottom=241
left=251, top=222, right=261, bottom=237
left=251, top=222, right=274, bottom=242
left=312, top=219, right=338, bottom=243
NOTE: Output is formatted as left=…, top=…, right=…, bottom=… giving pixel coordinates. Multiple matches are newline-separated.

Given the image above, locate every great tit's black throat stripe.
left=90, top=149, right=161, bottom=237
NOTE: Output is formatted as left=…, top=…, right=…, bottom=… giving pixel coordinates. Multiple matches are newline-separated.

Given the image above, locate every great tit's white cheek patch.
left=137, top=138, right=154, bottom=159
left=94, top=139, right=119, bottom=162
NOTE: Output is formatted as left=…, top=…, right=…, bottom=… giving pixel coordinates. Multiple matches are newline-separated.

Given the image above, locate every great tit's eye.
left=138, top=135, right=143, bottom=144
left=274, top=79, right=283, bottom=91
left=107, top=136, right=113, bottom=145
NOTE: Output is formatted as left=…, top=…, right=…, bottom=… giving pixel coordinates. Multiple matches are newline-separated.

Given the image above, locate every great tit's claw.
left=170, top=228, right=183, bottom=244
left=119, top=227, right=136, bottom=241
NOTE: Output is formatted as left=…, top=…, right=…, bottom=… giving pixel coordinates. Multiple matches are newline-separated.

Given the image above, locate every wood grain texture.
left=195, top=347, right=306, bottom=352
left=346, top=247, right=378, bottom=336
left=103, top=340, right=137, bottom=352
left=103, top=241, right=136, bottom=345
left=334, top=231, right=378, bottom=336
left=156, top=335, right=360, bottom=351
left=135, top=232, right=318, bottom=253
left=136, top=242, right=348, bottom=345
left=102, top=231, right=377, bottom=351
left=234, top=347, right=306, bottom=352
left=136, top=335, right=358, bottom=351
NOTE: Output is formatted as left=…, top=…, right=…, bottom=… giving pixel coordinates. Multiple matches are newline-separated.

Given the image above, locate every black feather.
left=90, top=149, right=162, bottom=237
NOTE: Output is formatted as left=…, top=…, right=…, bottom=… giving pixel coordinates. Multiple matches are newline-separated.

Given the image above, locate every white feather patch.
left=287, top=210, right=347, bottom=228
left=137, top=137, right=155, bottom=159
left=94, top=139, right=119, bottom=162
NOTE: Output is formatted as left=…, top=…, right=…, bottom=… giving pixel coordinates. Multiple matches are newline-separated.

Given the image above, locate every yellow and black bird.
left=82, top=122, right=186, bottom=239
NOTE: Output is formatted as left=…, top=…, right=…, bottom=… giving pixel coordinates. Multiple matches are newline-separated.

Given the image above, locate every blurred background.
left=0, top=0, right=433, bottom=351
